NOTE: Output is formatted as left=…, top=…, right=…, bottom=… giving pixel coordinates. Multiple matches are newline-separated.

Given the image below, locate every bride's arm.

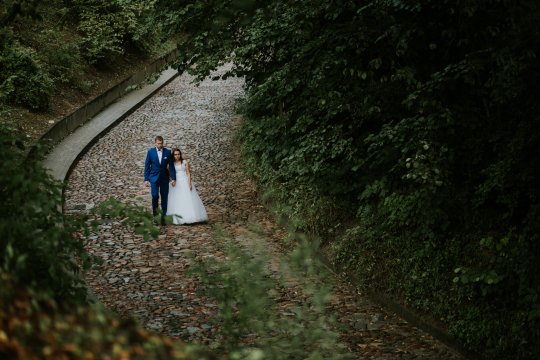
left=185, top=160, right=192, bottom=191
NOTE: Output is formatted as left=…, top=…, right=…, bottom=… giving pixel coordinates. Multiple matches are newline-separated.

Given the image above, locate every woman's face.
left=174, top=151, right=181, bottom=159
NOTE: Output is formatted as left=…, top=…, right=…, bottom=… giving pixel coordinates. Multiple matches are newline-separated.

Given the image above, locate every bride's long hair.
left=172, top=148, right=184, bottom=163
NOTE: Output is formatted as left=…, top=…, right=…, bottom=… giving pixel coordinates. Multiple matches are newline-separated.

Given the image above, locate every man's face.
left=155, top=139, right=164, bottom=150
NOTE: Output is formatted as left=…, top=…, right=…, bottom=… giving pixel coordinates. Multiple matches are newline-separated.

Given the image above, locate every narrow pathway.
left=64, top=68, right=464, bottom=359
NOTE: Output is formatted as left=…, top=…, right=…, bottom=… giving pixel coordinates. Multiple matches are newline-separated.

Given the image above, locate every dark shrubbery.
left=73, top=0, right=161, bottom=65
left=0, top=0, right=171, bottom=112
left=0, top=28, right=53, bottom=110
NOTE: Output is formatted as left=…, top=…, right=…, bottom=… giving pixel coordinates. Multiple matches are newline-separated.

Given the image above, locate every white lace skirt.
left=166, top=173, right=208, bottom=224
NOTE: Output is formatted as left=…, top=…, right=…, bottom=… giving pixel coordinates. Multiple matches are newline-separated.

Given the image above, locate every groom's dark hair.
left=155, top=135, right=164, bottom=142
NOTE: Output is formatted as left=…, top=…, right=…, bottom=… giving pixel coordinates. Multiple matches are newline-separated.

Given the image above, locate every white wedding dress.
left=167, top=160, right=208, bottom=224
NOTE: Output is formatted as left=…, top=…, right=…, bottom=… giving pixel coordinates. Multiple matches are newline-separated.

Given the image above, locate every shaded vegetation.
left=0, top=0, right=176, bottom=131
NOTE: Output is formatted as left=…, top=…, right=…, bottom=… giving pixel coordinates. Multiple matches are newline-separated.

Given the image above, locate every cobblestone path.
left=65, top=69, right=464, bottom=359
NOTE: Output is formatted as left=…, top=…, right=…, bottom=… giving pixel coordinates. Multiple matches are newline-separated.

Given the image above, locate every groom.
left=144, top=135, right=176, bottom=225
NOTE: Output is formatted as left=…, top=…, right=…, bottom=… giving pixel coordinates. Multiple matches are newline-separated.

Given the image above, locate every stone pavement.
left=63, top=67, right=465, bottom=359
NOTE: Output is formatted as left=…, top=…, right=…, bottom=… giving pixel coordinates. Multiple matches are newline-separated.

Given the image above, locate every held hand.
left=144, top=181, right=150, bottom=188
left=171, top=180, right=176, bottom=187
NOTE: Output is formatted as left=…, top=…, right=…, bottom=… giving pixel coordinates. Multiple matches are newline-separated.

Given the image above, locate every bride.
left=166, top=148, right=208, bottom=224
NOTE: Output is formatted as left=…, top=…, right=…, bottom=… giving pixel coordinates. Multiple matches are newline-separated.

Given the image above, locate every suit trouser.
left=150, top=178, right=169, bottom=216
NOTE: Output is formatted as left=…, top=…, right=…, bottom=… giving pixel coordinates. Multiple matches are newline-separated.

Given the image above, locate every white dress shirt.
left=156, top=147, right=163, bottom=164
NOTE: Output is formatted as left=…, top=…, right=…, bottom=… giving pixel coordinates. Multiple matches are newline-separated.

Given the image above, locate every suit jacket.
left=144, top=147, right=176, bottom=183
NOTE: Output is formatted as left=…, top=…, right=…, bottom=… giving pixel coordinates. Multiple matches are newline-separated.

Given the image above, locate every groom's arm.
left=144, top=150, right=151, bottom=182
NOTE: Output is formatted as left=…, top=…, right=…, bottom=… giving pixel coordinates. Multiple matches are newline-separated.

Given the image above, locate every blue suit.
left=144, top=147, right=176, bottom=216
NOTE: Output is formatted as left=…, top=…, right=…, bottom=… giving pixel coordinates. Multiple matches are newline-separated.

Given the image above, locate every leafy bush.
left=72, top=0, right=162, bottom=65
left=0, top=124, right=159, bottom=302
left=0, top=28, right=53, bottom=110
left=0, top=124, right=90, bottom=301
left=37, top=29, right=82, bottom=84
left=0, top=0, right=43, bottom=26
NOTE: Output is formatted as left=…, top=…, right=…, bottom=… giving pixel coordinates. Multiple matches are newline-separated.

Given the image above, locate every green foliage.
left=189, top=228, right=349, bottom=359
left=71, top=0, right=163, bottom=64
left=37, top=29, right=82, bottom=84
left=170, top=0, right=540, bottom=358
left=93, top=198, right=161, bottom=241
left=0, top=0, right=43, bottom=27
left=0, top=124, right=89, bottom=301
left=0, top=28, right=53, bottom=110
left=1, top=0, right=174, bottom=112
